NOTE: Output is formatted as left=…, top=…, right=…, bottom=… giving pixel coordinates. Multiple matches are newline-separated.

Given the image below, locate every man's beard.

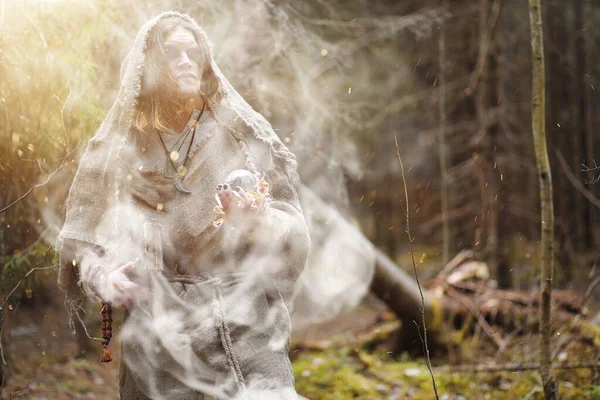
left=177, top=81, right=200, bottom=97
left=174, top=73, right=201, bottom=98
left=160, top=81, right=198, bottom=107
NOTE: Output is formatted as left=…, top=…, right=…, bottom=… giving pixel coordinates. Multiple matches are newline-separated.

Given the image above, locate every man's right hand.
left=101, top=261, right=149, bottom=309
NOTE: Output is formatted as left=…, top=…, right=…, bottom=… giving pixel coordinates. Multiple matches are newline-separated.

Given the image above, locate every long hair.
left=134, top=16, right=219, bottom=134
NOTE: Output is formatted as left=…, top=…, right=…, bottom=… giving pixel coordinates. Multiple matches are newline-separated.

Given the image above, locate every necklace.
left=164, top=124, right=192, bottom=153
left=163, top=106, right=211, bottom=154
left=157, top=101, right=208, bottom=194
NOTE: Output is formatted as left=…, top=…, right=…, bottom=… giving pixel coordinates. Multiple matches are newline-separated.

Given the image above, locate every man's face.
left=163, top=26, right=203, bottom=97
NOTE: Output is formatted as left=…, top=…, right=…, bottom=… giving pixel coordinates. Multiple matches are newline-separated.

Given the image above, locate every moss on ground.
left=293, top=347, right=598, bottom=399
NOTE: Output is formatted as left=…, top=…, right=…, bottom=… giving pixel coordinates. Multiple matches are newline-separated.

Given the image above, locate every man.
left=57, top=11, right=310, bottom=400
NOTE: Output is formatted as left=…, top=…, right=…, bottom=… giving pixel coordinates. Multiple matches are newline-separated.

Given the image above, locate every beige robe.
left=64, top=110, right=310, bottom=400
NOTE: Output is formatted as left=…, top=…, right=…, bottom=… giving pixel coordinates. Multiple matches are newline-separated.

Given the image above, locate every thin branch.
left=0, top=246, right=56, bottom=315
left=75, top=309, right=102, bottom=342
left=581, top=159, right=598, bottom=172
left=0, top=152, right=76, bottom=214
left=437, top=362, right=600, bottom=373
left=583, top=276, right=600, bottom=310
left=556, top=150, right=600, bottom=210
left=0, top=82, right=77, bottom=214
left=581, top=160, right=600, bottom=184
left=0, top=242, right=56, bottom=366
left=54, top=88, right=72, bottom=151
left=437, top=249, right=474, bottom=280
left=394, top=131, right=440, bottom=399
left=523, top=386, right=542, bottom=400
left=0, top=123, right=82, bottom=214
left=445, top=285, right=505, bottom=349
left=495, top=326, right=525, bottom=359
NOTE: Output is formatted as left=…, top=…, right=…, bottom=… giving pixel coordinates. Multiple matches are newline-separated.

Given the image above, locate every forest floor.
left=1, top=288, right=599, bottom=400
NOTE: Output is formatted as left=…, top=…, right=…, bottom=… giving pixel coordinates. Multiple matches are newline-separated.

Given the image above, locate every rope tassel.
left=100, top=300, right=113, bottom=362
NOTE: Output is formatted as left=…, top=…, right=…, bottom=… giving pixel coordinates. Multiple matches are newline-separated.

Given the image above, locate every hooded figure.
left=56, top=11, right=310, bottom=400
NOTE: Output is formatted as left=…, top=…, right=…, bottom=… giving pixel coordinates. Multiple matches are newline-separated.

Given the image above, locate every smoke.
left=1, top=0, right=442, bottom=397
left=67, top=188, right=308, bottom=397
left=291, top=185, right=376, bottom=329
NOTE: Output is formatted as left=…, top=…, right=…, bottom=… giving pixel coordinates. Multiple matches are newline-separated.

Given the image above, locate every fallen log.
left=370, top=248, right=446, bottom=351
left=296, top=184, right=590, bottom=353
left=297, top=183, right=445, bottom=350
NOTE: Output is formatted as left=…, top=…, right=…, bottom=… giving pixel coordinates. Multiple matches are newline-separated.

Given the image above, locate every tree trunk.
left=474, top=0, right=510, bottom=288
left=370, top=248, right=445, bottom=351
left=575, top=0, right=594, bottom=250
left=547, top=0, right=574, bottom=285
left=438, top=0, right=450, bottom=267
left=0, top=310, right=10, bottom=392
left=528, top=1, right=558, bottom=398
left=583, top=0, right=596, bottom=248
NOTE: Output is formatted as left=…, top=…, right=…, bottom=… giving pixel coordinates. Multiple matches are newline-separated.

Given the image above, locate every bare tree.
left=438, top=0, right=450, bottom=267
left=528, top=0, right=557, bottom=398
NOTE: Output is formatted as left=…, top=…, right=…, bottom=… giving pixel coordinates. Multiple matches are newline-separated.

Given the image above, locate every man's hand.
left=101, top=261, right=149, bottom=309
left=216, top=183, right=259, bottom=223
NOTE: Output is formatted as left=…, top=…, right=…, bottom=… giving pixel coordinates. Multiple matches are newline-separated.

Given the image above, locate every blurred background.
left=1, top=0, right=599, bottom=399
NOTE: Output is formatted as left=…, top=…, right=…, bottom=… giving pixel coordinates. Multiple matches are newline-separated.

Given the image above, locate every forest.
left=0, top=0, right=599, bottom=399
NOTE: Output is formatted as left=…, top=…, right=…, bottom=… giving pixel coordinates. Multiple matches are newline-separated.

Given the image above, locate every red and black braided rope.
left=89, top=266, right=113, bottom=362
left=100, top=300, right=113, bottom=362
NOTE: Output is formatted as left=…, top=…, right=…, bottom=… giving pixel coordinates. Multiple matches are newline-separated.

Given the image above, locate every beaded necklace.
left=157, top=101, right=208, bottom=193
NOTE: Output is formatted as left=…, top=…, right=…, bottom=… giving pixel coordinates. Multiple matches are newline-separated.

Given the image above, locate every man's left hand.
left=216, top=183, right=259, bottom=223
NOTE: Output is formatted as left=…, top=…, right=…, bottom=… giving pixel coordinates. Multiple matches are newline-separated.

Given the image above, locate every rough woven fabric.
left=119, top=273, right=297, bottom=400
left=57, top=11, right=306, bottom=304
left=55, top=11, right=310, bottom=400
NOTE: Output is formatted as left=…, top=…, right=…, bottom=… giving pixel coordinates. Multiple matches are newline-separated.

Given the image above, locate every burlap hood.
left=57, top=11, right=300, bottom=302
